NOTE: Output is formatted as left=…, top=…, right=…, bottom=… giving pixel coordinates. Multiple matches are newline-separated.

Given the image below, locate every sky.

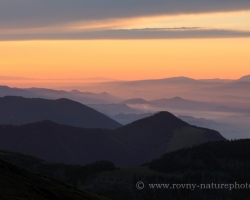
left=0, top=0, right=250, bottom=82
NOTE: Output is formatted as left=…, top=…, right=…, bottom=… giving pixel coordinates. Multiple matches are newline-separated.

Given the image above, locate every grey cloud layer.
left=1, top=1, right=250, bottom=40
left=1, top=0, right=250, bottom=28
left=1, top=29, right=250, bottom=40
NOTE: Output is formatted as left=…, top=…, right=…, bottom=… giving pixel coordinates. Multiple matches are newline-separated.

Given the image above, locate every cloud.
left=1, top=1, right=250, bottom=40
left=1, top=28, right=250, bottom=40
left=0, top=0, right=250, bottom=29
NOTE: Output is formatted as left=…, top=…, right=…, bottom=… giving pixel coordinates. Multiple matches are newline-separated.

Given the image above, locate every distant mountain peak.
left=70, top=89, right=80, bottom=93
left=120, top=98, right=148, bottom=104
left=154, top=111, right=176, bottom=117
left=238, top=74, right=250, bottom=81
left=171, top=96, right=184, bottom=100
left=170, top=76, right=194, bottom=80
left=164, top=76, right=197, bottom=81
left=149, top=111, right=188, bottom=123
left=117, top=111, right=189, bottom=132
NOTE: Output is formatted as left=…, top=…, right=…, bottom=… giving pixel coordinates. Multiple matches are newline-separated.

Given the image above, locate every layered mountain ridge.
left=0, top=111, right=225, bottom=166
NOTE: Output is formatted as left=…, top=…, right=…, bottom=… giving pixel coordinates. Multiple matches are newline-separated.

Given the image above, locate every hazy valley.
left=0, top=74, right=249, bottom=199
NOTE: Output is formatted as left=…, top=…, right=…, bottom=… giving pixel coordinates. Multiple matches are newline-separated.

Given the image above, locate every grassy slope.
left=167, top=126, right=206, bottom=152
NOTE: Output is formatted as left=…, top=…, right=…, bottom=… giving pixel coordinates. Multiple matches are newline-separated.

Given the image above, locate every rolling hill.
left=0, top=96, right=121, bottom=129
left=115, top=112, right=225, bottom=165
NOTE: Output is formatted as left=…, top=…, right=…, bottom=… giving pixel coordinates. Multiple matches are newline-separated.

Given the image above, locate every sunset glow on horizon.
left=1, top=38, right=250, bottom=82
left=1, top=1, right=250, bottom=86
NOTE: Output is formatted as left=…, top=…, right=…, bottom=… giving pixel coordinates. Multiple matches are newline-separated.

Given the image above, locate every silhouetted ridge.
left=0, top=111, right=225, bottom=166
left=0, top=96, right=121, bottom=129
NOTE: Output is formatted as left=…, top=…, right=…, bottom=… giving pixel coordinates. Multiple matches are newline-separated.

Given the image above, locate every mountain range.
left=0, top=111, right=225, bottom=166
left=0, top=74, right=249, bottom=199
left=0, top=85, right=120, bottom=104
left=2, top=74, right=250, bottom=105
left=70, top=75, right=250, bottom=104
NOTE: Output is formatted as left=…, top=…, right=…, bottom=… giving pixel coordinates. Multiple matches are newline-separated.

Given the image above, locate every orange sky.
left=0, top=38, right=250, bottom=81
left=1, top=9, right=250, bottom=83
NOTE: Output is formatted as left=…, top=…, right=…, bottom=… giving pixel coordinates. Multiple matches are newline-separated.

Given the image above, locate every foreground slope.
left=0, top=158, right=108, bottom=200
left=91, top=140, right=250, bottom=200
left=2, top=140, right=250, bottom=200
left=0, top=96, right=121, bottom=129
